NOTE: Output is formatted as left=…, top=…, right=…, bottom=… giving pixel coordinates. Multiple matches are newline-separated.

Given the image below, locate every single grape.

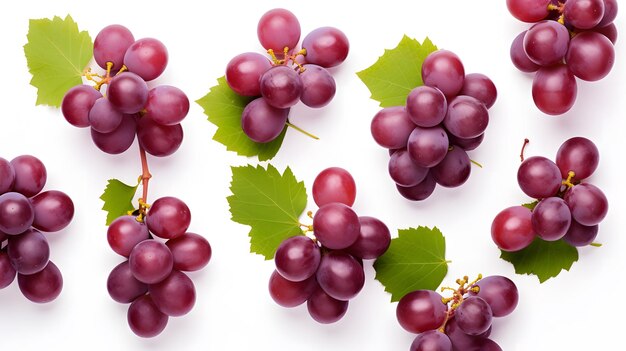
left=312, top=203, right=360, bottom=250
left=431, top=146, right=471, bottom=188
left=396, top=173, right=437, bottom=201
left=7, top=229, right=51, bottom=274
left=146, top=196, right=191, bottom=239
left=17, top=260, right=62, bottom=303
left=532, top=64, right=578, bottom=115
left=459, top=73, right=498, bottom=109
left=149, top=270, right=196, bottom=317
left=448, top=133, right=484, bottom=151
left=144, top=86, right=190, bottom=126
left=532, top=197, right=572, bottom=241
left=524, top=21, right=570, bottom=66
left=257, top=8, right=301, bottom=52
left=274, top=235, right=320, bottom=282
left=347, top=216, right=391, bottom=260
left=128, top=240, right=174, bottom=284
left=123, top=38, right=168, bottom=81
left=93, top=24, right=135, bottom=70
left=10, top=155, right=47, bottom=197
left=225, top=52, right=272, bottom=96
left=301, top=26, right=349, bottom=68
left=564, top=183, right=608, bottom=226
left=407, top=126, right=449, bottom=168
left=241, top=97, right=289, bottom=143
left=510, top=31, right=541, bottom=73
left=268, top=270, right=317, bottom=307
left=491, top=206, right=535, bottom=252
left=0, top=192, right=35, bottom=235
left=165, top=233, right=212, bottom=272
left=421, top=50, right=465, bottom=98
left=563, top=220, right=599, bottom=246
left=444, top=317, right=486, bottom=351
left=517, top=156, right=562, bottom=199
left=406, top=86, right=447, bottom=128
left=0, top=157, right=15, bottom=195
left=556, top=137, right=599, bottom=180
left=136, top=117, right=183, bottom=157
left=306, top=285, right=349, bottom=324
left=312, top=167, right=357, bottom=207
left=455, top=296, right=493, bottom=335
left=31, top=190, right=74, bottom=233
left=475, top=339, right=503, bottom=351
left=396, top=290, right=447, bottom=333
left=107, top=215, right=150, bottom=257
left=470, top=275, right=519, bottom=317
left=88, top=97, right=123, bottom=134
left=107, top=72, right=149, bottom=114
left=259, top=65, right=302, bottom=109
left=564, top=0, right=605, bottom=29
left=410, top=330, right=453, bottom=351
left=107, top=261, right=148, bottom=304
left=566, top=32, right=615, bottom=81
left=444, top=96, right=489, bottom=139
left=593, top=23, right=618, bottom=44
left=389, top=149, right=429, bottom=187
left=299, top=64, right=336, bottom=108
left=127, top=294, right=168, bottom=338
left=0, top=250, right=17, bottom=289
left=370, top=106, right=416, bottom=149
left=507, top=0, right=551, bottom=22
left=90, top=114, right=137, bottom=154
left=597, top=0, right=618, bottom=27
left=61, top=85, right=102, bottom=128
left=316, top=251, right=365, bottom=301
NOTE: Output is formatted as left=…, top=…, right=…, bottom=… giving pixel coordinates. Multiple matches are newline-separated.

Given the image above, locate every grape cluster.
left=492, top=137, right=607, bottom=251
left=370, top=50, right=497, bottom=201
left=397, top=275, right=518, bottom=351
left=225, top=8, right=349, bottom=143
left=507, top=0, right=618, bottom=115
left=61, top=24, right=189, bottom=156
left=106, top=197, right=211, bottom=337
left=268, top=167, right=391, bottom=324
left=0, top=155, right=74, bottom=303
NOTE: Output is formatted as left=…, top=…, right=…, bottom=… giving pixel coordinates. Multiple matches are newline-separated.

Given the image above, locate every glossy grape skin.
left=30, top=190, right=74, bottom=233
left=0, top=157, right=14, bottom=195
left=136, top=117, right=183, bottom=157
left=389, top=150, right=429, bottom=187
left=460, top=74, right=497, bottom=109
left=257, top=8, right=301, bottom=52
left=165, top=233, right=212, bottom=272
left=128, top=240, right=174, bottom=284
left=510, top=31, right=541, bottom=73
left=431, top=147, right=471, bottom=188
left=145, top=86, right=190, bottom=126
left=396, top=290, right=447, bottom=333
left=566, top=32, right=614, bottom=81
left=407, top=126, right=449, bottom=168
left=17, top=261, right=62, bottom=303
left=517, top=156, right=562, bottom=199
left=61, top=85, right=102, bottom=128
left=301, top=27, right=349, bottom=68
left=149, top=270, right=196, bottom=317
left=532, top=65, right=578, bottom=115
left=470, top=275, right=519, bottom=317
left=107, top=72, right=149, bottom=114
left=88, top=97, right=123, bottom=133
left=146, top=197, right=191, bottom=239
left=507, top=0, right=551, bottom=22
left=0, top=251, right=17, bottom=289
left=268, top=270, right=317, bottom=307
left=306, top=286, right=349, bottom=324
left=91, top=114, right=137, bottom=154
left=448, top=134, right=484, bottom=151
left=93, top=24, right=135, bottom=70
left=312, top=203, right=360, bottom=250
left=316, top=251, right=365, bottom=301
left=410, top=330, right=453, bottom=351
left=312, top=167, right=357, bottom=207
left=0, top=231, right=6, bottom=243
left=475, top=339, right=503, bottom=351
left=127, top=294, right=168, bottom=338
left=564, top=0, right=605, bottom=29
left=563, top=220, right=598, bottom=246
left=123, top=38, right=168, bottom=81
left=107, top=215, right=150, bottom=257
left=107, top=261, right=148, bottom=304
left=445, top=317, right=487, bottom=351
left=225, top=52, right=272, bottom=96
left=0, top=192, right=35, bottom=235
left=564, top=183, right=608, bottom=225
left=556, top=137, right=599, bottom=180
left=370, top=106, right=416, bottom=149
left=531, top=197, right=572, bottom=241
left=597, top=0, right=618, bottom=27
left=241, top=98, right=289, bottom=143
left=10, top=155, right=47, bottom=197
left=259, top=65, right=302, bottom=109
left=421, top=50, right=465, bottom=98
left=594, top=23, right=618, bottom=44
left=491, top=206, right=535, bottom=252
left=455, top=296, right=493, bottom=335
left=444, top=96, right=489, bottom=139
left=347, top=216, right=391, bottom=259
left=299, top=64, right=336, bottom=108
left=406, top=86, right=447, bottom=127
left=274, top=235, right=320, bottom=282
left=524, top=21, right=570, bottom=66
left=396, top=173, right=437, bottom=202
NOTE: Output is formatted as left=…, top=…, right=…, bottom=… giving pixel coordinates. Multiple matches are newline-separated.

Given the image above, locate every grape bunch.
left=0, top=155, right=74, bottom=303
left=268, top=167, right=391, bottom=324
left=61, top=24, right=189, bottom=156
left=507, top=0, right=617, bottom=115
left=492, top=137, right=607, bottom=251
left=370, top=49, right=497, bottom=201
left=397, top=275, right=518, bottom=351
left=106, top=197, right=211, bottom=337
left=225, top=8, right=349, bottom=143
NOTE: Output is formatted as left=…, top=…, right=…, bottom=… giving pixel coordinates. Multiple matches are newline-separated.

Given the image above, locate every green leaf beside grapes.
left=196, top=77, right=287, bottom=161
left=357, top=35, right=438, bottom=108
left=373, top=226, right=449, bottom=302
left=100, top=178, right=140, bottom=225
left=500, top=238, right=579, bottom=283
left=228, top=164, right=307, bottom=260
left=24, top=15, right=93, bottom=107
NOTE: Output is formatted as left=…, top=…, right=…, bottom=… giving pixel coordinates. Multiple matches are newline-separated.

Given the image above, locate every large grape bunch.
left=106, top=197, right=211, bottom=337
left=61, top=25, right=190, bottom=156
left=225, top=8, right=349, bottom=143
left=508, top=0, right=617, bottom=115
left=268, top=167, right=392, bottom=324
left=370, top=50, right=497, bottom=201
left=492, top=137, right=607, bottom=251
left=0, top=155, right=74, bottom=303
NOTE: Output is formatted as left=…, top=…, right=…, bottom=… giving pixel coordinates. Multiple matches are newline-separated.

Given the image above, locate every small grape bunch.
left=225, top=8, right=349, bottom=143
left=61, top=24, right=190, bottom=156
left=397, top=275, right=518, bottom=351
left=507, top=0, right=617, bottom=115
left=492, top=137, right=607, bottom=251
left=370, top=50, right=497, bottom=201
left=106, top=197, right=211, bottom=338
left=0, top=155, right=74, bottom=303
left=268, top=167, right=391, bottom=324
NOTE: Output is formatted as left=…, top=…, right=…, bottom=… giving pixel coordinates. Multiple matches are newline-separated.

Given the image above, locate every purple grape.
left=257, top=8, right=301, bottom=52
left=470, top=275, right=519, bottom=317
left=299, top=64, right=336, bottom=108
left=301, top=27, right=349, bottom=68
left=0, top=157, right=15, bottom=195
left=259, top=65, right=302, bottom=109
left=566, top=32, right=615, bottom=81
left=556, top=137, right=599, bottom=180
left=274, top=235, right=320, bottom=282
left=107, top=261, right=148, bottom=303
left=444, top=96, right=489, bottom=139
left=531, top=197, right=572, bottom=241
left=347, top=216, right=391, bottom=259
left=127, top=294, right=168, bottom=338
left=396, top=173, right=437, bottom=201
left=312, top=203, right=360, bottom=250
left=123, top=38, right=168, bottom=81
left=445, top=316, right=486, bottom=351
left=510, top=31, right=541, bottom=73
left=107, top=72, right=148, bottom=114
left=306, top=285, right=349, bottom=324
left=31, top=190, right=74, bottom=232
left=10, top=155, right=47, bottom=197
left=370, top=106, right=416, bottom=149
left=312, top=167, right=356, bottom=207
left=91, top=114, right=137, bottom=154
left=491, top=206, right=535, bottom=252
left=532, top=64, right=578, bottom=115
left=93, top=24, right=135, bottom=70
left=136, top=117, right=183, bottom=157
left=0, top=192, right=35, bottom=235
left=149, top=270, right=196, bottom=317
left=17, top=260, right=62, bottom=303
left=448, top=134, right=484, bottom=151
left=0, top=231, right=6, bottom=243
left=268, top=270, right=316, bottom=308
left=507, top=0, right=551, bottom=22
left=431, top=146, right=471, bottom=188
left=107, top=215, right=150, bottom=257
left=524, top=21, right=570, bottom=66
left=165, top=233, right=212, bottom=272
left=410, top=330, right=453, bottom=351
left=88, top=98, right=123, bottom=133
left=459, top=73, right=498, bottom=109
left=593, top=23, right=618, bottom=43
left=475, top=339, right=503, bottom=351
left=596, top=0, right=618, bottom=27
left=241, top=97, right=289, bottom=143
left=396, top=290, right=447, bottom=333
left=564, top=0, right=605, bottom=29
left=455, top=296, right=493, bottom=335
left=8, top=229, right=50, bottom=274
left=388, top=150, right=429, bottom=187
left=128, top=240, right=174, bottom=284
left=517, top=156, right=562, bottom=199
left=0, top=250, right=17, bottom=289
left=61, top=85, right=102, bottom=128
left=564, top=183, right=608, bottom=225
left=144, top=86, right=190, bottom=126
left=563, top=220, right=599, bottom=246
left=146, top=196, right=191, bottom=239
left=407, top=126, right=449, bottom=168
left=406, top=86, right=447, bottom=128
left=421, top=50, right=465, bottom=98
left=225, top=52, right=272, bottom=96
left=316, top=251, right=365, bottom=301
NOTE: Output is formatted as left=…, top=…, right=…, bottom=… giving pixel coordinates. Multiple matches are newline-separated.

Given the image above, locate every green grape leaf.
left=24, top=15, right=93, bottom=107
left=357, top=35, right=438, bottom=108
left=196, top=77, right=287, bottom=161
left=374, top=226, right=449, bottom=302
left=228, top=164, right=307, bottom=259
left=100, top=178, right=140, bottom=225
left=500, top=238, right=579, bottom=283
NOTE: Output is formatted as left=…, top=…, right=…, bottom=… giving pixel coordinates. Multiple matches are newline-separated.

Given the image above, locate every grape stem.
left=561, top=171, right=576, bottom=188
left=470, top=159, right=483, bottom=168
left=136, top=144, right=152, bottom=222
left=286, top=122, right=319, bottom=140
left=520, top=138, right=530, bottom=162
left=437, top=274, right=483, bottom=333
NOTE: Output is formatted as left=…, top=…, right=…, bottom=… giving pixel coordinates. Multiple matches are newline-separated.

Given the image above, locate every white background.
left=0, top=0, right=624, bottom=350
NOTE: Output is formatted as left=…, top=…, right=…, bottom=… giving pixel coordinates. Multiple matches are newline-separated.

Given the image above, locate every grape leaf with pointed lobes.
left=100, top=178, right=139, bottom=226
